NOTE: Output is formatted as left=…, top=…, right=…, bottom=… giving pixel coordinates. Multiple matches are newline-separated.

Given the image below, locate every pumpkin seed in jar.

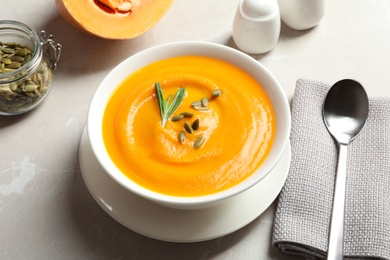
left=0, top=42, right=52, bottom=114
left=1, top=58, right=12, bottom=65
left=10, top=56, right=24, bottom=62
left=7, top=61, right=22, bottom=69
left=15, top=48, right=31, bottom=57
left=9, top=82, right=18, bottom=91
left=1, top=47, right=15, bottom=54
left=23, top=84, right=38, bottom=93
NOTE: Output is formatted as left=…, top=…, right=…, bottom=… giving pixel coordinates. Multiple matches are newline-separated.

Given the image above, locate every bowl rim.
left=87, top=41, right=291, bottom=208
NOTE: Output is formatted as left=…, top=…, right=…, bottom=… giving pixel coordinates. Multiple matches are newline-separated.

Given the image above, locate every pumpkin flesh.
left=55, top=0, right=173, bottom=39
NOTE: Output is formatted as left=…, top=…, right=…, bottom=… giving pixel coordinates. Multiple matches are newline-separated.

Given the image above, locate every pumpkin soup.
left=103, top=56, right=275, bottom=196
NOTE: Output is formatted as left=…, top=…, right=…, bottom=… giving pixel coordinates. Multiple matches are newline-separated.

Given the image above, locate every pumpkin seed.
left=0, top=42, right=53, bottom=113
left=5, top=42, right=20, bottom=47
left=178, top=131, right=185, bottom=143
left=23, top=84, right=38, bottom=92
left=193, top=136, right=205, bottom=149
left=193, top=107, right=208, bottom=111
left=212, top=89, right=222, bottom=97
left=192, top=119, right=199, bottom=130
left=7, top=61, right=21, bottom=69
left=171, top=114, right=184, bottom=122
left=180, top=112, right=194, bottom=118
left=201, top=97, right=209, bottom=107
left=10, top=56, right=24, bottom=62
left=0, top=85, right=13, bottom=95
left=2, top=47, right=15, bottom=54
left=34, top=89, right=42, bottom=97
left=191, top=100, right=202, bottom=108
left=9, top=82, right=18, bottom=91
left=1, top=58, right=12, bottom=65
left=15, top=48, right=31, bottom=57
left=36, top=73, right=43, bottom=87
left=184, top=121, right=193, bottom=134
left=1, top=68, right=15, bottom=73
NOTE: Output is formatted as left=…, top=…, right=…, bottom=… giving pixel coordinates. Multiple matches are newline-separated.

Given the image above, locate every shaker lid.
left=240, top=0, right=278, bottom=19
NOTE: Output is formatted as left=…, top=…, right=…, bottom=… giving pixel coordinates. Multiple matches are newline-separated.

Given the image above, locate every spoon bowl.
left=323, top=79, right=369, bottom=260
left=323, top=79, right=369, bottom=145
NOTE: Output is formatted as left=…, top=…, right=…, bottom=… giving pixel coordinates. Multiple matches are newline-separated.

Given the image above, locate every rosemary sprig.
left=155, top=82, right=186, bottom=127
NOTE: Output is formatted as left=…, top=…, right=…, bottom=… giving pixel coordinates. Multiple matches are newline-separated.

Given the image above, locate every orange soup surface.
left=103, top=56, right=275, bottom=197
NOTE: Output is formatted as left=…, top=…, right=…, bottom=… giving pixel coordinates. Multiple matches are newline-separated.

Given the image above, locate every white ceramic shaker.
left=232, top=0, right=280, bottom=54
left=278, top=0, right=325, bottom=30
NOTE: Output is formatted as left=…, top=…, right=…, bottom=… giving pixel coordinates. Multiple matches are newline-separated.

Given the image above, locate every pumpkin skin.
left=55, top=0, right=174, bottom=39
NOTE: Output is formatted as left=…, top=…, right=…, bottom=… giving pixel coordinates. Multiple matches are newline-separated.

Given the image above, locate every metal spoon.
left=323, top=79, right=369, bottom=260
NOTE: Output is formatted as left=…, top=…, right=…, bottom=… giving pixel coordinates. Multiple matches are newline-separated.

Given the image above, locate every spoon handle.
left=327, top=143, right=347, bottom=260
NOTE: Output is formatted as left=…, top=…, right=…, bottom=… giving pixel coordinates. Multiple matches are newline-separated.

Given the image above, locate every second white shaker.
left=278, top=0, right=325, bottom=30
left=232, top=0, right=280, bottom=54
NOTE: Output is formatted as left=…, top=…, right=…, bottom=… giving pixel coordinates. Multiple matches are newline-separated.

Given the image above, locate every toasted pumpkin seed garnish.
left=172, top=88, right=222, bottom=148
left=191, top=100, right=202, bottom=108
left=180, top=112, right=194, bottom=118
left=193, top=136, right=205, bottom=149
left=193, top=107, right=208, bottom=111
left=178, top=131, right=185, bottom=143
left=171, top=114, right=184, bottom=122
left=192, top=118, right=199, bottom=130
left=212, top=89, right=222, bottom=97
left=184, top=121, right=193, bottom=134
left=201, top=97, right=209, bottom=107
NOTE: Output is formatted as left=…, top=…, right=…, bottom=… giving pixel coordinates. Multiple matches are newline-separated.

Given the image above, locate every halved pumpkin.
left=55, top=0, right=173, bottom=39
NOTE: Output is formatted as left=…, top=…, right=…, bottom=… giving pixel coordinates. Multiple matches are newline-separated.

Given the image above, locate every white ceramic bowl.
left=87, top=41, right=290, bottom=210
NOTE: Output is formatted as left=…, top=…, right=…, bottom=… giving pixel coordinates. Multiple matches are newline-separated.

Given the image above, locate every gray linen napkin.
left=272, top=79, right=390, bottom=260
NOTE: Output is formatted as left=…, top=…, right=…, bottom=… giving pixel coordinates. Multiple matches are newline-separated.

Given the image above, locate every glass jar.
left=0, top=20, right=62, bottom=115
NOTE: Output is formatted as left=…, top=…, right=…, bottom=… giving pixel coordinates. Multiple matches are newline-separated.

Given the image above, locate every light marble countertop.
left=1, top=0, right=390, bottom=259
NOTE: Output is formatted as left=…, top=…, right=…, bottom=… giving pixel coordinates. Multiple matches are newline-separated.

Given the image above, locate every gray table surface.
left=1, top=0, right=390, bottom=259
